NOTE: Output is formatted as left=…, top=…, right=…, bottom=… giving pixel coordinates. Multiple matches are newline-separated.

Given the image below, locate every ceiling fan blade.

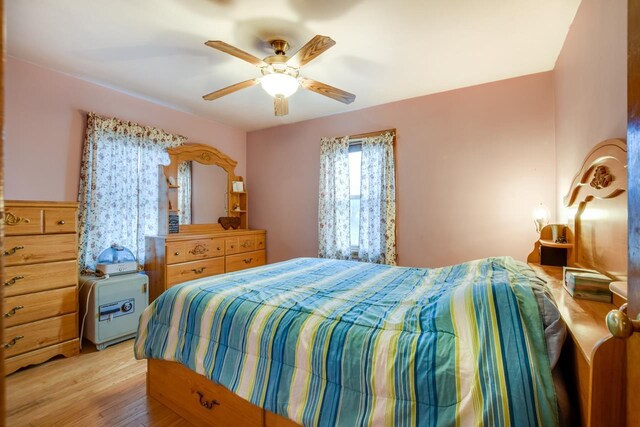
left=299, top=77, right=356, bottom=104
left=205, top=41, right=267, bottom=67
left=274, top=95, right=289, bottom=116
left=202, top=78, right=260, bottom=101
left=287, top=35, right=336, bottom=68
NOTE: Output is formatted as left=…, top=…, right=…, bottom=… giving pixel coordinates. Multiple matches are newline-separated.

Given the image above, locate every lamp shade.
left=532, top=204, right=550, bottom=233
left=261, top=73, right=299, bottom=98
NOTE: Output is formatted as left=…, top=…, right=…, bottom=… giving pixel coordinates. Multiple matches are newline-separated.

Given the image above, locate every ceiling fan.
left=202, top=35, right=356, bottom=116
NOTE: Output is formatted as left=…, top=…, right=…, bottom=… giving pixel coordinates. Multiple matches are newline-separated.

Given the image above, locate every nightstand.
left=527, top=224, right=574, bottom=266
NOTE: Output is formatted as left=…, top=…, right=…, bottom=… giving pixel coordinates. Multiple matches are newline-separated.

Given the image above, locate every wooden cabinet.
left=2, top=201, right=80, bottom=374
left=146, top=230, right=266, bottom=301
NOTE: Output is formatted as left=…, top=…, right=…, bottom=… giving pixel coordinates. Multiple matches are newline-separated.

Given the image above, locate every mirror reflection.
left=177, top=161, right=228, bottom=224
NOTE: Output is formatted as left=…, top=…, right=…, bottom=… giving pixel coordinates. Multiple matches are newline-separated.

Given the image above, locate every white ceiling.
left=7, top=0, right=581, bottom=132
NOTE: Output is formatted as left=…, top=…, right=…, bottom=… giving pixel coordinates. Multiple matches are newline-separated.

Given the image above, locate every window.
left=348, top=142, right=362, bottom=251
left=78, top=113, right=185, bottom=269
left=318, top=131, right=396, bottom=264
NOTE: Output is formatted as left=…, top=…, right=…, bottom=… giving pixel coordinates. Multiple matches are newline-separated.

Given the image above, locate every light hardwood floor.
left=6, top=340, right=191, bottom=426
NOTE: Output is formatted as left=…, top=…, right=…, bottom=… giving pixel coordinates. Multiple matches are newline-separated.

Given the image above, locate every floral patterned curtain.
left=78, top=112, right=186, bottom=269
left=177, top=161, right=192, bottom=224
left=358, top=132, right=396, bottom=265
left=318, top=136, right=351, bottom=260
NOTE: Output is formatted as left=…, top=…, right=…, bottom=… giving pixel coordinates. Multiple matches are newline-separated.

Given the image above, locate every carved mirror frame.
left=159, top=143, right=246, bottom=234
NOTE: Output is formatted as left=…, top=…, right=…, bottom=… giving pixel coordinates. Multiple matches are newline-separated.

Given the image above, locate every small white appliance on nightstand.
left=79, top=273, right=149, bottom=350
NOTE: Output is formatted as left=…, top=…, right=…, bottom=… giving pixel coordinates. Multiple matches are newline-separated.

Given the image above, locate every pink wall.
left=5, top=57, right=246, bottom=201
left=553, top=0, right=627, bottom=221
left=247, top=73, right=557, bottom=268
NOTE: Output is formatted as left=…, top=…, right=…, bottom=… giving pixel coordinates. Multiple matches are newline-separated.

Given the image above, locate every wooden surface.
left=530, top=264, right=625, bottom=426
left=146, top=230, right=266, bottom=302
left=1, top=1, right=6, bottom=418
left=3, top=286, right=76, bottom=327
left=161, top=143, right=248, bottom=233
left=148, top=359, right=263, bottom=427
left=528, top=140, right=628, bottom=425
left=166, top=257, right=225, bottom=287
left=527, top=223, right=574, bottom=264
left=6, top=340, right=190, bottom=426
left=148, top=359, right=301, bottom=427
left=225, top=249, right=266, bottom=272
left=529, top=264, right=615, bottom=364
left=628, top=1, right=640, bottom=424
left=4, top=234, right=77, bottom=267
left=4, top=260, right=77, bottom=296
left=3, top=201, right=80, bottom=375
left=562, top=139, right=628, bottom=280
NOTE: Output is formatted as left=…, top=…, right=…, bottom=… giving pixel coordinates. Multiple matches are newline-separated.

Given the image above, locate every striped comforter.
left=134, top=257, right=558, bottom=426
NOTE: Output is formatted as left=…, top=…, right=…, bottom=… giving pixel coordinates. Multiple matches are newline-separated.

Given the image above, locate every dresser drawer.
left=256, top=235, right=266, bottom=251
left=4, top=260, right=77, bottom=297
left=225, top=250, right=266, bottom=273
left=3, top=207, right=43, bottom=235
left=166, top=258, right=225, bottom=287
left=44, top=208, right=77, bottom=234
left=148, top=359, right=264, bottom=427
left=185, top=238, right=224, bottom=261
left=3, top=313, right=77, bottom=358
left=4, top=234, right=77, bottom=267
left=166, top=242, right=186, bottom=264
left=237, top=236, right=256, bottom=253
left=225, top=238, right=239, bottom=255
left=4, top=287, right=77, bottom=328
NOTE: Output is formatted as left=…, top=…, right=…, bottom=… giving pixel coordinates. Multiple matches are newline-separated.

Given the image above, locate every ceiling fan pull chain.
left=274, top=95, right=288, bottom=116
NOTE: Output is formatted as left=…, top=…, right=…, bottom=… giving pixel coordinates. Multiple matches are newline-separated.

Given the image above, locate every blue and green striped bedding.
left=134, top=256, right=558, bottom=426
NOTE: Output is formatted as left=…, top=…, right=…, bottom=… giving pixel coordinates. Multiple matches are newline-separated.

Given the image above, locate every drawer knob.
left=57, top=220, right=66, bottom=225
left=196, top=391, right=220, bottom=410
left=230, top=245, right=235, bottom=249
left=3, top=245, right=24, bottom=256
left=174, top=251, right=180, bottom=256
left=217, top=247, right=221, bottom=251
left=192, top=267, right=206, bottom=274
left=189, top=244, right=209, bottom=256
left=4, top=335, right=24, bottom=349
left=4, top=305, right=24, bottom=318
left=4, top=275, right=24, bottom=286
left=243, top=258, right=253, bottom=264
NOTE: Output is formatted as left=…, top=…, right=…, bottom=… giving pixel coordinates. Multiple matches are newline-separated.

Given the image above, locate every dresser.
left=2, top=201, right=80, bottom=375
left=146, top=229, right=266, bottom=301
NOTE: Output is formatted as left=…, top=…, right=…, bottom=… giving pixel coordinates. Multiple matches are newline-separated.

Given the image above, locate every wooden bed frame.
left=147, top=139, right=628, bottom=427
left=528, top=138, right=627, bottom=426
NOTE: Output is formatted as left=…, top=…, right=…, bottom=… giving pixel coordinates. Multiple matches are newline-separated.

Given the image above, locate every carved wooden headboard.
left=563, top=139, right=627, bottom=281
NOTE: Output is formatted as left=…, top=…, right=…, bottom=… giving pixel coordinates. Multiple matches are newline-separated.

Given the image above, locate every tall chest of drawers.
left=3, top=201, right=80, bottom=374
left=146, top=230, right=266, bottom=302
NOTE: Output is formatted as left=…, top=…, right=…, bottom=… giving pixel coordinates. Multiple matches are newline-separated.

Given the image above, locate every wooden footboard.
left=147, top=359, right=300, bottom=427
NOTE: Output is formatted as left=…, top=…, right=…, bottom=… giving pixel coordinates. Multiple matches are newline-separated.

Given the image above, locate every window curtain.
left=177, top=161, right=192, bottom=224
left=358, top=132, right=396, bottom=265
left=318, top=136, right=351, bottom=260
left=78, top=112, right=186, bottom=269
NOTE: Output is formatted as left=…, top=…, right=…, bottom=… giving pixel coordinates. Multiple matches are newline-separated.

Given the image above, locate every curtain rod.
left=348, top=128, right=396, bottom=140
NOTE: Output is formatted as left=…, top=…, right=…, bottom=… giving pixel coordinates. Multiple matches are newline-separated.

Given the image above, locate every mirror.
left=177, top=161, right=228, bottom=224
left=161, top=142, right=247, bottom=234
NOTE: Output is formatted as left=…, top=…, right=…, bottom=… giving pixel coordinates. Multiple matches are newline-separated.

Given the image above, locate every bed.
left=135, top=139, right=627, bottom=427
left=135, top=256, right=561, bottom=426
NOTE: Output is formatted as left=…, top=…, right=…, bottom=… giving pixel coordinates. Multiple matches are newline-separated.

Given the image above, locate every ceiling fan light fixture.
left=261, top=73, right=299, bottom=98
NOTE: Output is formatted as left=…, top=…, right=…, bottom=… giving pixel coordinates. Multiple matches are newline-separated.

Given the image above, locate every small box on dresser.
left=3, top=201, right=80, bottom=375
